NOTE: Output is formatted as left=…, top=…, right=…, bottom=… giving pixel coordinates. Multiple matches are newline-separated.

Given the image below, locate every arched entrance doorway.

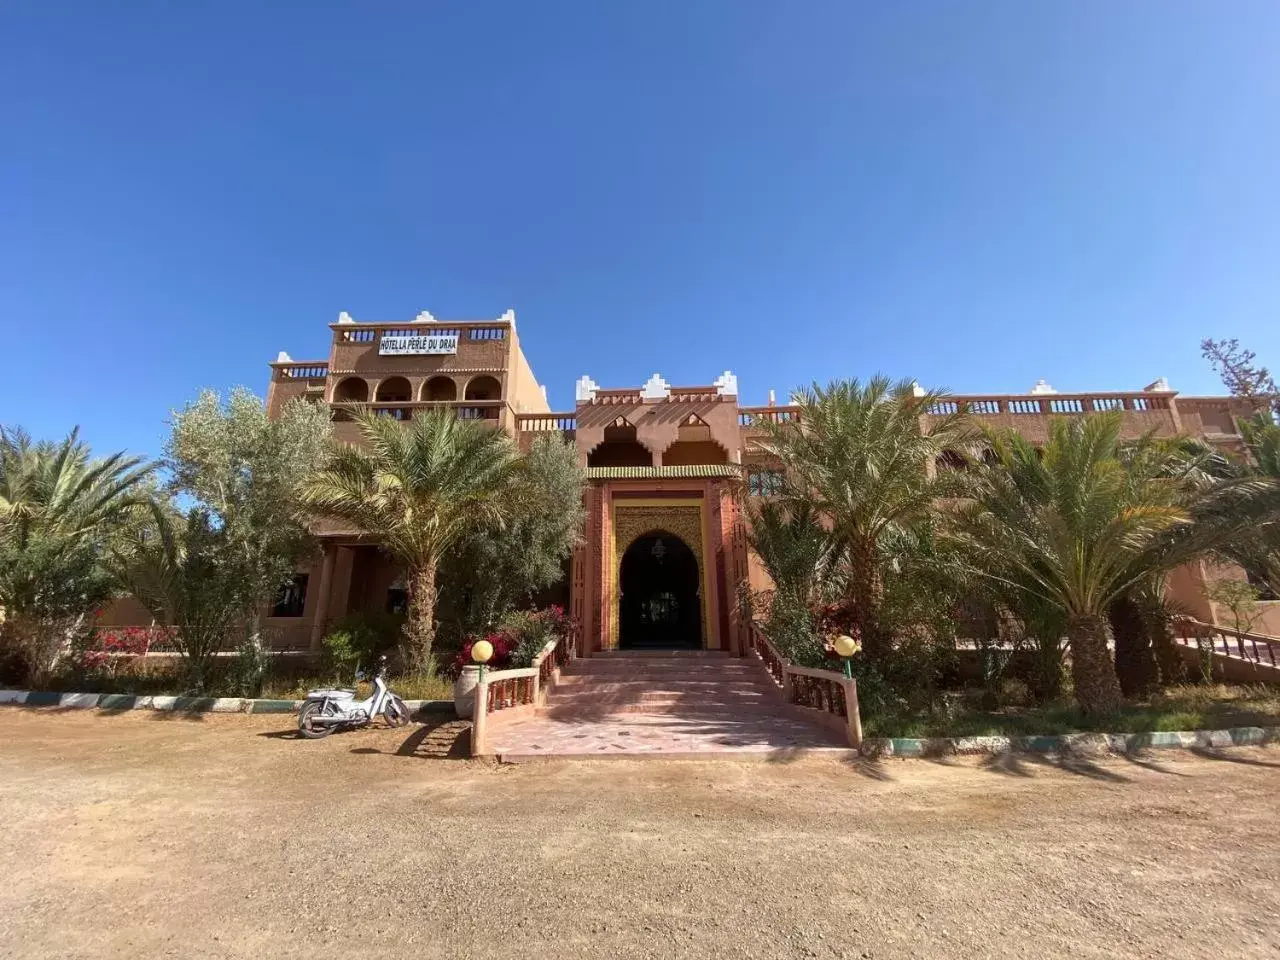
left=619, top=531, right=701, bottom=649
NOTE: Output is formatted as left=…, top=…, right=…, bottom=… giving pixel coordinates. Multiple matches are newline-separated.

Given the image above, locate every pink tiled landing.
left=487, top=711, right=847, bottom=760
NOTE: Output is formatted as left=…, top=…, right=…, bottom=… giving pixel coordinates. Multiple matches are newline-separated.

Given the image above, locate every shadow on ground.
left=254, top=716, right=471, bottom=757
left=356, top=716, right=473, bottom=760
left=1189, top=746, right=1280, bottom=767
left=976, top=751, right=1131, bottom=782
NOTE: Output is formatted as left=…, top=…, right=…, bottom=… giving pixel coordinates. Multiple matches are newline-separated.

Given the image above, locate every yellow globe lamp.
left=833, top=634, right=860, bottom=679
left=472, top=639, right=494, bottom=682
left=833, top=634, right=860, bottom=658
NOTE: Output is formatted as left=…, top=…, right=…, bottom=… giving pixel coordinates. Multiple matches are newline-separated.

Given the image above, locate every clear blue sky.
left=3, top=2, right=1279, bottom=459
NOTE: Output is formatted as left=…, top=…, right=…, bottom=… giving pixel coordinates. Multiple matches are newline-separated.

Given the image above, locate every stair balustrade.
left=748, top=626, right=863, bottom=748
left=1173, top=619, right=1280, bottom=672
left=471, top=627, right=576, bottom=756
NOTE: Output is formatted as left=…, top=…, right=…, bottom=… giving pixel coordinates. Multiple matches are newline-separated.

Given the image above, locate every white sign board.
left=378, top=333, right=459, bottom=356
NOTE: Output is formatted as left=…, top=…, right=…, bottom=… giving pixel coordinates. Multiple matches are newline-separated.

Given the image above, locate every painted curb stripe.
left=172, top=698, right=215, bottom=712
left=867, top=725, right=1280, bottom=757
left=0, top=691, right=459, bottom=715
left=59, top=693, right=102, bottom=709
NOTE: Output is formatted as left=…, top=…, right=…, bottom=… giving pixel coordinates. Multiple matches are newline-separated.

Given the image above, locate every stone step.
left=565, top=661, right=766, bottom=676
left=553, top=677, right=776, bottom=691
left=558, top=670, right=762, bottom=686
left=562, top=674, right=769, bottom=687
left=548, top=688, right=775, bottom=706
left=590, top=650, right=734, bottom=658
left=540, top=701, right=790, bottom=719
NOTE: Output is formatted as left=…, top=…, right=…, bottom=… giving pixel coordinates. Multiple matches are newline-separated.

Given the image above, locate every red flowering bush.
left=450, top=605, right=577, bottom=676
left=454, top=630, right=518, bottom=674
left=77, top=626, right=177, bottom=671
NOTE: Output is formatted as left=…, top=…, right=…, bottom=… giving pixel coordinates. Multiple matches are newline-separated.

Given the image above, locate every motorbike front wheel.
left=297, top=700, right=335, bottom=739
left=384, top=697, right=410, bottom=728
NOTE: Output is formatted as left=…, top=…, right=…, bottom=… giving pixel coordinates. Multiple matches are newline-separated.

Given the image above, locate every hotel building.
left=237, top=309, right=1280, bottom=650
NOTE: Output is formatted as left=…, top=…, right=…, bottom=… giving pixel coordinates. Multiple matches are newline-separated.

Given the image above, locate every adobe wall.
left=507, top=330, right=551, bottom=415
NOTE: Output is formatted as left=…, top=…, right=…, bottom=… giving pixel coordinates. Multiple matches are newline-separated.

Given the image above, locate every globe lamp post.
left=833, top=634, right=860, bottom=679
left=472, top=638, right=494, bottom=683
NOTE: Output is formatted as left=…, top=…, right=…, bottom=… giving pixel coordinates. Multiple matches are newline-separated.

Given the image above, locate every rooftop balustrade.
left=738, top=405, right=801, bottom=428
left=270, top=362, right=329, bottom=382
left=926, top=392, right=1174, bottom=417
left=738, top=391, right=1183, bottom=439
left=330, top=320, right=508, bottom=348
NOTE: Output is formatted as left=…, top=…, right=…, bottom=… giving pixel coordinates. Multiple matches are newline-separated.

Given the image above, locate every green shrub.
left=226, top=634, right=269, bottom=697
left=320, top=611, right=405, bottom=678
left=498, top=606, right=573, bottom=668
left=499, top=610, right=554, bottom=667
left=320, top=630, right=360, bottom=679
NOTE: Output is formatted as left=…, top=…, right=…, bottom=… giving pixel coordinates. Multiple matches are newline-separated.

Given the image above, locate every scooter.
left=297, top=655, right=411, bottom=738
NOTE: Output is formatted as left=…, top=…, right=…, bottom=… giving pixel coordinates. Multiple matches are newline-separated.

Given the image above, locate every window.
left=1245, top=565, right=1279, bottom=602
left=386, top=587, right=408, bottom=615
left=271, top=574, right=309, bottom=618
left=387, top=578, right=409, bottom=615
left=747, top=468, right=785, bottom=497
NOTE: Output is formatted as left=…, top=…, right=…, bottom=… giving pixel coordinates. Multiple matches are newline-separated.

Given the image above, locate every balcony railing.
left=930, top=393, right=1173, bottom=417
left=331, top=320, right=508, bottom=348
left=740, top=394, right=1175, bottom=429
left=329, top=400, right=508, bottom=423
left=272, top=362, right=329, bottom=381
left=515, top=413, right=577, bottom=436
left=738, top=406, right=801, bottom=427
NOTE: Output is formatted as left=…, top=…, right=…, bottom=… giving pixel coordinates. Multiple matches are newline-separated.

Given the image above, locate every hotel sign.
left=378, top=333, right=459, bottom=356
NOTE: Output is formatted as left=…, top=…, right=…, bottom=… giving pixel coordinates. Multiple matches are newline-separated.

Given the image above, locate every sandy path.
left=1, top=708, right=1277, bottom=959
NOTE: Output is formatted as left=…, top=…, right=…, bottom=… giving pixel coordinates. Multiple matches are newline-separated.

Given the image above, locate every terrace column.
left=309, top=543, right=338, bottom=651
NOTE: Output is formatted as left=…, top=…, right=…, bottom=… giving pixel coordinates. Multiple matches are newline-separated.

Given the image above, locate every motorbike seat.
left=306, top=688, right=356, bottom=700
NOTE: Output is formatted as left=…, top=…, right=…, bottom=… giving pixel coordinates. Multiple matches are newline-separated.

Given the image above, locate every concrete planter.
left=453, top=665, right=481, bottom=718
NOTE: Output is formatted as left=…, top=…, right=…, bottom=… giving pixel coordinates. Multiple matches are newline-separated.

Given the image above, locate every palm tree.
left=0, top=426, right=151, bottom=683
left=1108, top=430, right=1280, bottom=694
left=1218, top=414, right=1280, bottom=594
left=745, top=499, right=837, bottom=612
left=755, top=377, right=969, bottom=659
left=952, top=414, right=1191, bottom=713
left=744, top=499, right=840, bottom=659
left=302, top=410, right=518, bottom=673
left=112, top=503, right=259, bottom=692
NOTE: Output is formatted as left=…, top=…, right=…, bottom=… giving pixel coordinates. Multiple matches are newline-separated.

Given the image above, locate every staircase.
left=485, top=649, right=847, bottom=760
left=544, top=650, right=780, bottom=719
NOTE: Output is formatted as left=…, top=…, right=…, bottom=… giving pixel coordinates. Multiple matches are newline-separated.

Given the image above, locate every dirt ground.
left=1, top=709, right=1278, bottom=960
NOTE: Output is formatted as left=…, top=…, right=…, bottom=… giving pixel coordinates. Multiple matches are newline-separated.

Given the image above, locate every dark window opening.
left=1245, top=566, right=1279, bottom=602
left=272, top=574, right=309, bottom=618
left=386, top=587, right=408, bottom=615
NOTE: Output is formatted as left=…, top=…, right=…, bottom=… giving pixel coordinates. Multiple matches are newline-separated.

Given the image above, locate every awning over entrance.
left=585, top=464, right=742, bottom=480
